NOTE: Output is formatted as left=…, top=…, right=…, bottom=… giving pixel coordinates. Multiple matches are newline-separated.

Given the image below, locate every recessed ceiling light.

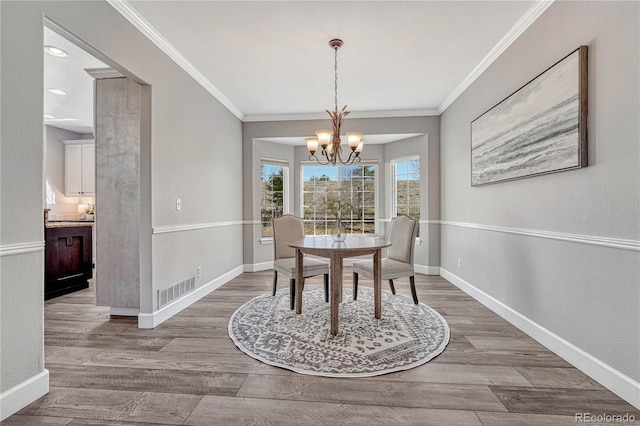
left=44, top=45, right=68, bottom=57
left=48, top=88, right=67, bottom=95
left=44, top=114, right=56, bottom=120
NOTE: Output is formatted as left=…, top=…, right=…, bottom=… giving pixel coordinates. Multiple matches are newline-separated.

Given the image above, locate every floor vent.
left=158, top=276, right=196, bottom=309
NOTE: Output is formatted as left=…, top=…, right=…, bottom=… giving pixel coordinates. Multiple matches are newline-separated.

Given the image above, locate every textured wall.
left=440, top=0, right=639, bottom=382
left=95, top=77, right=142, bottom=308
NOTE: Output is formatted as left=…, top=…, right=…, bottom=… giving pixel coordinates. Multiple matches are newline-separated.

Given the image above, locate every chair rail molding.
left=152, top=220, right=245, bottom=234
left=0, top=241, right=45, bottom=257
left=440, top=220, right=640, bottom=252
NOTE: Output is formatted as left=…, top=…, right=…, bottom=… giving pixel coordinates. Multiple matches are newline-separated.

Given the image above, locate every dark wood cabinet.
left=45, top=225, right=93, bottom=300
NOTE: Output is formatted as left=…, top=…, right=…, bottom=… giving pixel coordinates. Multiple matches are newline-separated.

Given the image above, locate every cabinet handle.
left=66, top=237, right=73, bottom=246
left=57, top=273, right=83, bottom=281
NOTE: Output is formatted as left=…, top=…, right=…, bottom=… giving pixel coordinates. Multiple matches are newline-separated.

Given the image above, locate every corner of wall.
left=0, top=369, right=49, bottom=421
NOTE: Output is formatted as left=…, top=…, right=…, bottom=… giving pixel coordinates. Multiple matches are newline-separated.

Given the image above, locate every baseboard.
left=138, top=265, right=244, bottom=329
left=440, top=268, right=640, bottom=410
left=415, top=264, right=440, bottom=275
left=0, top=369, right=49, bottom=421
left=244, top=261, right=273, bottom=272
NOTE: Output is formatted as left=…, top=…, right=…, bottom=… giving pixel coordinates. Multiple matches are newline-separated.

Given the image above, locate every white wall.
left=44, top=126, right=94, bottom=220
left=440, top=0, right=639, bottom=408
left=0, top=0, right=243, bottom=418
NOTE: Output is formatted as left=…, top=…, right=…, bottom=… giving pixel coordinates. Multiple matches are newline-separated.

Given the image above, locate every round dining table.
left=288, top=235, right=391, bottom=336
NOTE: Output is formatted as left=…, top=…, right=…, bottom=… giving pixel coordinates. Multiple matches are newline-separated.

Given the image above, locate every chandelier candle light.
left=305, top=39, right=364, bottom=166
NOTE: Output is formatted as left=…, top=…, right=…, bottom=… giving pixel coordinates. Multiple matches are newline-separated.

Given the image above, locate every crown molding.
left=438, top=0, right=555, bottom=114
left=243, top=108, right=440, bottom=123
left=109, top=0, right=553, bottom=122
left=107, top=0, right=245, bottom=121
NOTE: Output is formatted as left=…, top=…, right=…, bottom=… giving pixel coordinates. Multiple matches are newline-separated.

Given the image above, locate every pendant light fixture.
left=305, top=39, right=364, bottom=165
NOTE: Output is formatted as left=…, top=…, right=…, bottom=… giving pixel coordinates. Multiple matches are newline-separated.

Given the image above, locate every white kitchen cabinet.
left=64, top=140, right=95, bottom=197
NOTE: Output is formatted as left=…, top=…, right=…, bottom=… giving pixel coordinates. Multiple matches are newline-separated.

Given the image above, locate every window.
left=302, top=163, right=376, bottom=236
left=392, top=157, right=420, bottom=232
left=260, top=161, right=289, bottom=237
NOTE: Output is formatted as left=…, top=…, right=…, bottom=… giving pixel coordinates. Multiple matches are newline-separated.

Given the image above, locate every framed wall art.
left=471, top=46, right=588, bottom=186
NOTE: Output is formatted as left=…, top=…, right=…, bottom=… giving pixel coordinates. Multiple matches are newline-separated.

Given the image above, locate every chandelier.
left=305, top=39, right=364, bottom=165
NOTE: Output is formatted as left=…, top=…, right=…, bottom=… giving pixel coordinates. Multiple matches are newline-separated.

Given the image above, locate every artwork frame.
left=471, top=46, right=588, bottom=186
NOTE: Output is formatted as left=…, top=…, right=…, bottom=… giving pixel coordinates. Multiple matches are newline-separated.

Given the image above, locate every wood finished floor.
left=6, top=270, right=639, bottom=425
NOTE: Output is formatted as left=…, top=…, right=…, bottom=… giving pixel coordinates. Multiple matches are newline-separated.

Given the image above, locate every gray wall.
left=243, top=116, right=440, bottom=269
left=0, top=0, right=243, bottom=403
left=384, top=134, right=440, bottom=269
left=440, top=0, right=639, bottom=383
left=250, top=140, right=295, bottom=268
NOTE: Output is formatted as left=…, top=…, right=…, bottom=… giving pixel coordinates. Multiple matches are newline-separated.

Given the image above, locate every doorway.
left=43, top=19, right=151, bottom=320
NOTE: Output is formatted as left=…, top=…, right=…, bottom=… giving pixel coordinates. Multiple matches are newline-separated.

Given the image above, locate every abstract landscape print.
left=471, top=46, right=588, bottom=186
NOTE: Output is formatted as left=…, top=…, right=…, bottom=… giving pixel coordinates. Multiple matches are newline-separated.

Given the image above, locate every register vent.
left=158, top=276, right=196, bottom=309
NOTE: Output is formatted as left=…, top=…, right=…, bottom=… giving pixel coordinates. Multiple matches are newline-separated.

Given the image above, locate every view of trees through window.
left=394, top=158, right=420, bottom=233
left=302, top=164, right=376, bottom=236
left=261, top=164, right=286, bottom=237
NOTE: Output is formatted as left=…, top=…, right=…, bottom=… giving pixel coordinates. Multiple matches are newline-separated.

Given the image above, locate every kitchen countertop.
left=45, top=221, right=94, bottom=229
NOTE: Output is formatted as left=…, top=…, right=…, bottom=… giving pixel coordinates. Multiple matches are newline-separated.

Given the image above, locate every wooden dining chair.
left=352, top=215, right=419, bottom=304
left=272, top=214, right=329, bottom=310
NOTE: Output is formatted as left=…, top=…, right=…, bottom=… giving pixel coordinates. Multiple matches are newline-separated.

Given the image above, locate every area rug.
left=228, top=286, right=449, bottom=377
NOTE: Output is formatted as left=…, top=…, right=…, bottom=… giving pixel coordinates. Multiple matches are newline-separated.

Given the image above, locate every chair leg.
left=409, top=275, right=418, bottom=305
left=388, top=279, right=396, bottom=295
left=289, top=278, right=295, bottom=310
left=353, top=272, right=359, bottom=300
left=323, top=274, right=329, bottom=303
left=272, top=271, right=278, bottom=296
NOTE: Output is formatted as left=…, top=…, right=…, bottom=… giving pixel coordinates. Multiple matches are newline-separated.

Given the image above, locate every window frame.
left=300, top=161, right=379, bottom=237
left=259, top=159, right=290, bottom=241
left=391, top=155, right=421, bottom=238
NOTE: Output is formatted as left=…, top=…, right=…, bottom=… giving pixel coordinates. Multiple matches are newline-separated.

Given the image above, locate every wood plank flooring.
left=5, top=270, right=639, bottom=425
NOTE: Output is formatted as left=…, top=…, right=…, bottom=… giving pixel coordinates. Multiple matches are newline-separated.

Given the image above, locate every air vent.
left=158, top=276, right=196, bottom=309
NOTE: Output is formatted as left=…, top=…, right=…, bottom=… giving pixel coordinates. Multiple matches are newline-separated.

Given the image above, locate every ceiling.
left=45, top=1, right=551, bottom=138
left=44, top=27, right=107, bottom=134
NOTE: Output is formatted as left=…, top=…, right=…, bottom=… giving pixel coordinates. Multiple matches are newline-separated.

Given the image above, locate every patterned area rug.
left=228, top=286, right=450, bottom=377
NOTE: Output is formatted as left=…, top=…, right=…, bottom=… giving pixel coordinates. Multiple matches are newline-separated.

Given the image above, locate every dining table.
left=288, top=235, right=392, bottom=336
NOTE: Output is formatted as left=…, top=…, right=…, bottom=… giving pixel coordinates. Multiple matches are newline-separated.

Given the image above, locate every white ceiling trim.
left=437, top=0, right=555, bottom=114
left=108, top=0, right=553, bottom=122
left=107, top=0, right=245, bottom=121
left=243, top=108, right=440, bottom=123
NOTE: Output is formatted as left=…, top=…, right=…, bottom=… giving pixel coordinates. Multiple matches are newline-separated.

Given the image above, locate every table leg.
left=374, top=249, right=381, bottom=319
left=295, top=248, right=304, bottom=314
left=330, top=252, right=343, bottom=336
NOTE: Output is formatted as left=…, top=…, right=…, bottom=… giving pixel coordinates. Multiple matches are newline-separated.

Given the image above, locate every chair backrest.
left=272, top=214, right=305, bottom=260
left=386, top=215, right=418, bottom=265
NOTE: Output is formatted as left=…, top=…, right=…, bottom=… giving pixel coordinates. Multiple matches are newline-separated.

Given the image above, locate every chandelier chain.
left=334, top=44, right=339, bottom=112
